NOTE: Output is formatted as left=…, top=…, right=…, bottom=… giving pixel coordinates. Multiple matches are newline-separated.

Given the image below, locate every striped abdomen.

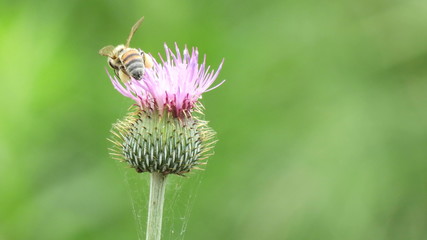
left=120, top=48, right=145, bottom=80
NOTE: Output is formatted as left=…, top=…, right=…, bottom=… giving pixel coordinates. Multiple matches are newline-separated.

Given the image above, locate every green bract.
left=109, top=107, right=216, bottom=175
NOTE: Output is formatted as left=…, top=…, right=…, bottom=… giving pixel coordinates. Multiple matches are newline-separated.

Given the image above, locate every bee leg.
left=114, top=69, right=121, bottom=79
left=138, top=50, right=153, bottom=69
left=142, top=52, right=154, bottom=69
left=118, top=69, right=131, bottom=83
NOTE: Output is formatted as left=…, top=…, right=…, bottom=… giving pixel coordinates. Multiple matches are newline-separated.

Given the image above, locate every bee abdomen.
left=121, top=49, right=145, bottom=80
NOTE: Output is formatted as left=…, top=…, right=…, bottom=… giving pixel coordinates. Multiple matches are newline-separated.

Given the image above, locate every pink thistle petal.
left=108, top=44, right=224, bottom=117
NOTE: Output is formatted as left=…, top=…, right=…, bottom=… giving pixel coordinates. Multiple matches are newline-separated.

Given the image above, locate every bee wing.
left=125, top=16, right=144, bottom=47
left=99, top=45, right=115, bottom=57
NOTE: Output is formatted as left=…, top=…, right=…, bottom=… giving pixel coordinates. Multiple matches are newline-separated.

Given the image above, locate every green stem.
left=146, top=172, right=167, bottom=240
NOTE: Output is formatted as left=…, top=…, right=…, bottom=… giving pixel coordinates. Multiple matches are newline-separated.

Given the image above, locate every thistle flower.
left=108, top=43, right=224, bottom=175
left=107, top=43, right=223, bottom=240
left=111, top=43, right=224, bottom=117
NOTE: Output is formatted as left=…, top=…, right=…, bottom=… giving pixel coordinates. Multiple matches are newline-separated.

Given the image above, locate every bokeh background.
left=1, top=0, right=427, bottom=239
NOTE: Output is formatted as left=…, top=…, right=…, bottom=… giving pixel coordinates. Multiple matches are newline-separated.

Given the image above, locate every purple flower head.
left=109, top=43, right=224, bottom=117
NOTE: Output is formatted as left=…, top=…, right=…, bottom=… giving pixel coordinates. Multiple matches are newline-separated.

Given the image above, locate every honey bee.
left=99, top=17, right=154, bottom=83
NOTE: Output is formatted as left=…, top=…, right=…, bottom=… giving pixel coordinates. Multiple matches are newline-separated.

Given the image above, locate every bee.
left=99, top=17, right=154, bottom=83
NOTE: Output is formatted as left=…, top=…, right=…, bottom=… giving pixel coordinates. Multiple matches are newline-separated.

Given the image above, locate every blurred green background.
left=1, top=0, right=427, bottom=239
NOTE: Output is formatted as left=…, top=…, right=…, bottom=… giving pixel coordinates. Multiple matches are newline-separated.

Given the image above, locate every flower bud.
left=109, top=107, right=215, bottom=175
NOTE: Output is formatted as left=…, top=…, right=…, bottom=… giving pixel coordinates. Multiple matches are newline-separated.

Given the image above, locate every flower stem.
left=146, top=172, right=167, bottom=240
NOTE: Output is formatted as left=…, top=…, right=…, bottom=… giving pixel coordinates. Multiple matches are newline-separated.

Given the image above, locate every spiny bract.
left=109, top=107, right=216, bottom=175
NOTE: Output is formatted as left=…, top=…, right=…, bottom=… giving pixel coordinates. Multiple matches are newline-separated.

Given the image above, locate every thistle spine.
left=109, top=106, right=216, bottom=175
